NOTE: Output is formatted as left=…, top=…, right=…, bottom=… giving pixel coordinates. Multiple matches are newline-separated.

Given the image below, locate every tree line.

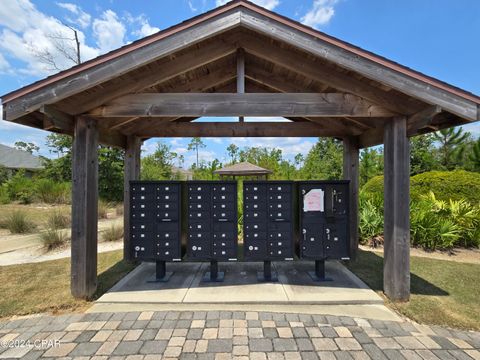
left=5, top=126, right=480, bottom=203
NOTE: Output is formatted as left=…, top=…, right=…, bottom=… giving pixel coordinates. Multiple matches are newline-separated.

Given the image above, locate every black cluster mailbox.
left=129, top=179, right=350, bottom=284
left=186, top=181, right=238, bottom=282
left=243, top=181, right=297, bottom=281
left=130, top=181, right=183, bottom=281
left=298, top=181, right=350, bottom=280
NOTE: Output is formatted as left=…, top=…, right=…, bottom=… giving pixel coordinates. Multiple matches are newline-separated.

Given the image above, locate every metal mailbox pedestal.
left=243, top=181, right=297, bottom=282
left=186, top=181, right=238, bottom=282
left=130, top=181, right=183, bottom=282
left=298, top=181, right=350, bottom=281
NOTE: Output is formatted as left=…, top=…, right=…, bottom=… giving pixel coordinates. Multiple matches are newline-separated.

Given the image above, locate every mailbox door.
left=324, top=220, right=349, bottom=259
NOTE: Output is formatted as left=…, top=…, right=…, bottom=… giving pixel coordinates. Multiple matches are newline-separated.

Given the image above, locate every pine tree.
left=433, top=127, right=469, bottom=170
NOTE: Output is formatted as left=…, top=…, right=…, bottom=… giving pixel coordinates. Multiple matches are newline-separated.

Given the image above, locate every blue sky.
left=0, top=0, right=479, bottom=166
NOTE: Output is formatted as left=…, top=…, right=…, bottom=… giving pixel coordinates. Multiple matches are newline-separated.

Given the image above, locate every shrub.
left=410, top=194, right=460, bottom=250
left=5, top=171, right=35, bottom=204
left=98, top=200, right=111, bottom=219
left=36, top=179, right=71, bottom=204
left=115, top=203, right=124, bottom=216
left=359, top=191, right=383, bottom=243
left=102, top=224, right=123, bottom=242
left=362, top=170, right=480, bottom=204
left=40, top=228, right=69, bottom=250
left=0, top=186, right=9, bottom=204
left=47, top=210, right=71, bottom=229
left=5, top=211, right=36, bottom=234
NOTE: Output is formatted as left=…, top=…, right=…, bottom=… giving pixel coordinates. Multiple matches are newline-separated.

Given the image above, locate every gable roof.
left=1, top=0, right=478, bottom=148
left=2, top=0, right=479, bottom=106
left=214, top=161, right=272, bottom=176
left=0, top=144, right=44, bottom=171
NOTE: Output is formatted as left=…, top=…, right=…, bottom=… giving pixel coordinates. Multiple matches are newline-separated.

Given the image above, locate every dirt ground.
left=360, top=244, right=480, bottom=264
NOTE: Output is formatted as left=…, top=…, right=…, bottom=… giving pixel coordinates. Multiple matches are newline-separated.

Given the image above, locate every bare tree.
left=29, top=24, right=81, bottom=71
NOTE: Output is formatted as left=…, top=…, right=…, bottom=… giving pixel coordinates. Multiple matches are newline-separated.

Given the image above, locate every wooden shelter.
left=214, top=161, right=272, bottom=179
left=2, top=0, right=479, bottom=301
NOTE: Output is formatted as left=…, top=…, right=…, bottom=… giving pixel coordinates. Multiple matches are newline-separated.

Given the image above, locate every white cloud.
left=301, top=0, right=338, bottom=29
left=0, top=53, right=10, bottom=73
left=126, top=13, right=159, bottom=37
left=188, top=1, right=197, bottom=12
left=215, top=0, right=280, bottom=11
left=0, top=0, right=99, bottom=76
left=56, top=2, right=91, bottom=29
left=210, top=138, right=223, bottom=144
left=92, top=10, right=126, bottom=52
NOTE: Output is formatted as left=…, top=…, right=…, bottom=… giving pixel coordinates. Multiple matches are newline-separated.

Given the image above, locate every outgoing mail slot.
left=298, top=181, right=350, bottom=261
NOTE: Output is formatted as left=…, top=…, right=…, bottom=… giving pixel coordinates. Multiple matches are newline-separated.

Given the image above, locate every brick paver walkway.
left=0, top=311, right=479, bottom=359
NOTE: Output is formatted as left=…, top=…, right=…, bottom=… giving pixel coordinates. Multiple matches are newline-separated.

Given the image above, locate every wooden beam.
left=245, top=68, right=368, bottom=134
left=237, top=48, right=245, bottom=122
left=71, top=116, right=99, bottom=299
left=133, top=121, right=348, bottom=137
left=407, top=105, right=442, bottom=136
left=343, top=136, right=359, bottom=261
left=40, top=105, right=126, bottom=148
left=383, top=116, right=410, bottom=301
left=239, top=10, right=478, bottom=121
left=357, top=127, right=383, bottom=149
left=124, top=136, right=141, bottom=263
left=41, top=104, right=74, bottom=132
left=3, top=10, right=241, bottom=120
left=90, top=93, right=395, bottom=118
left=238, top=33, right=412, bottom=114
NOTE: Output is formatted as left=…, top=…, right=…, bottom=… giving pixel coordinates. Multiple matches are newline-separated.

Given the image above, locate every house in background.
left=172, top=166, right=193, bottom=180
left=0, top=144, right=44, bottom=177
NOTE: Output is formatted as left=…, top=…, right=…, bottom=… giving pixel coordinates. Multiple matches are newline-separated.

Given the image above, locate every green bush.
left=47, top=210, right=71, bottom=229
left=359, top=191, right=383, bottom=243
left=36, top=179, right=71, bottom=204
left=0, top=186, right=10, bottom=204
left=40, top=228, right=69, bottom=250
left=5, top=171, right=35, bottom=204
left=5, top=211, right=36, bottom=234
left=101, top=224, right=124, bottom=242
left=362, top=170, right=480, bottom=204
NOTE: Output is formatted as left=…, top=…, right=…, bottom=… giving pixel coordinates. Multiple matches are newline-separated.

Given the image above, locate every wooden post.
left=343, top=136, right=359, bottom=261
left=383, top=116, right=410, bottom=301
left=124, top=136, right=141, bottom=262
left=71, top=116, right=99, bottom=299
left=237, top=48, right=245, bottom=122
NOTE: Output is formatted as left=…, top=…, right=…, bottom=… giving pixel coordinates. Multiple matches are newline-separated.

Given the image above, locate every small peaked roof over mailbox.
left=2, top=0, right=479, bottom=148
left=214, top=161, right=272, bottom=176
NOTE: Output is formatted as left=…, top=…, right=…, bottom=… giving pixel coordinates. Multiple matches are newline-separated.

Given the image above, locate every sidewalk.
left=0, top=310, right=479, bottom=359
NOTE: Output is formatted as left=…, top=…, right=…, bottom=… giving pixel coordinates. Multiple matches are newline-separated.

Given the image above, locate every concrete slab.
left=97, top=262, right=202, bottom=303
left=97, top=260, right=383, bottom=305
left=183, top=262, right=289, bottom=303
left=276, top=261, right=384, bottom=304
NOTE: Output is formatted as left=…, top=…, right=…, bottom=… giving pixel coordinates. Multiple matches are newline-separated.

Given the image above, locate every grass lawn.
left=0, top=250, right=135, bottom=319
left=347, top=249, right=480, bottom=331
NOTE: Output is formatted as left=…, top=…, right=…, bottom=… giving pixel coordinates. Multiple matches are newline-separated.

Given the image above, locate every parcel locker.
left=298, top=181, right=350, bottom=280
left=243, top=181, right=297, bottom=281
left=186, top=181, right=238, bottom=281
left=130, top=181, right=184, bottom=281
